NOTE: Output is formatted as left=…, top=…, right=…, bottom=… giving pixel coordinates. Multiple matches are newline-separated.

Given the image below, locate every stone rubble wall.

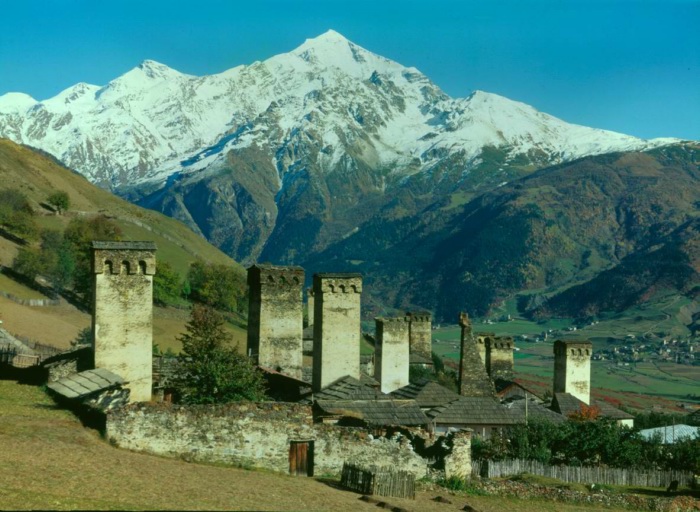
left=106, top=401, right=428, bottom=477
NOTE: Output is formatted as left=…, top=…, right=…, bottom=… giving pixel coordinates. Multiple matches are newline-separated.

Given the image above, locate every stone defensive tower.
left=553, top=340, right=592, bottom=405
left=407, top=312, right=432, bottom=361
left=247, top=264, right=304, bottom=380
left=458, top=313, right=496, bottom=398
left=312, top=273, right=362, bottom=392
left=475, top=333, right=493, bottom=365
left=306, top=287, right=315, bottom=327
left=486, top=336, right=514, bottom=383
left=91, top=241, right=156, bottom=402
left=375, top=317, right=410, bottom=393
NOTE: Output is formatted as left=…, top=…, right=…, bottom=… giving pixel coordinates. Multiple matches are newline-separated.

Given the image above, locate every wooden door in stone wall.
left=289, top=440, right=314, bottom=476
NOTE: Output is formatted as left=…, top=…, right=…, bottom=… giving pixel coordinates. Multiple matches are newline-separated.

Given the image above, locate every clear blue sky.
left=1, top=0, right=698, bottom=140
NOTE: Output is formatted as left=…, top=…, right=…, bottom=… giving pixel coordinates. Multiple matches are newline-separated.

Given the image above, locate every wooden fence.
left=0, top=291, right=61, bottom=306
left=341, top=462, right=415, bottom=499
left=472, top=458, right=694, bottom=488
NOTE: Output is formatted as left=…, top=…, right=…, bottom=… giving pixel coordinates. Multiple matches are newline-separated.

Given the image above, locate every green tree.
left=46, top=191, right=70, bottom=214
left=12, top=247, right=45, bottom=282
left=0, top=189, right=37, bottom=239
left=63, top=215, right=122, bottom=301
left=186, top=260, right=246, bottom=312
left=176, top=304, right=266, bottom=404
left=153, top=261, right=182, bottom=306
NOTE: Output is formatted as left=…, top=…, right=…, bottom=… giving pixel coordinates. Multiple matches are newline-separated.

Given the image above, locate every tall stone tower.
left=458, top=313, right=496, bottom=398
left=91, top=241, right=156, bottom=402
left=407, top=312, right=432, bottom=361
left=474, top=333, right=493, bottom=365
left=375, top=317, right=410, bottom=393
left=553, top=340, right=592, bottom=405
left=247, top=264, right=304, bottom=380
left=486, top=337, right=514, bottom=383
left=312, top=273, right=362, bottom=392
left=306, top=287, right=315, bottom=327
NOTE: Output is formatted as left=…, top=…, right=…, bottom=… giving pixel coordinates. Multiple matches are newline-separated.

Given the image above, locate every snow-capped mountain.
left=0, top=30, right=676, bottom=191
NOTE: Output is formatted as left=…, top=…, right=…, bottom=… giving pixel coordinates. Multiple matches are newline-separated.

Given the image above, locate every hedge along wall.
left=106, top=402, right=428, bottom=477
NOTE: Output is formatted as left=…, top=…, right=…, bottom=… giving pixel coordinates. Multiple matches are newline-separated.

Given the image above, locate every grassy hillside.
left=0, top=138, right=241, bottom=277
left=0, top=138, right=246, bottom=351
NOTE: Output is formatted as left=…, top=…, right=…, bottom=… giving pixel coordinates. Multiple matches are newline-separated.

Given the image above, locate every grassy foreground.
left=0, top=381, right=635, bottom=512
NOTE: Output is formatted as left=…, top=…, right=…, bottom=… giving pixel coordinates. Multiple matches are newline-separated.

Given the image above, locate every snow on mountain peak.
left=0, top=92, right=37, bottom=113
left=290, top=30, right=399, bottom=78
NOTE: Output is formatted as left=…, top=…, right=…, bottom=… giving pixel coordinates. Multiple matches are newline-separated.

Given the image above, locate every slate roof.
left=427, top=396, right=519, bottom=426
left=313, top=375, right=387, bottom=401
left=551, top=392, right=634, bottom=421
left=390, top=380, right=460, bottom=408
left=504, top=397, right=566, bottom=424
left=47, top=368, right=124, bottom=399
left=91, top=241, right=156, bottom=250
left=639, top=425, right=700, bottom=444
left=316, top=399, right=430, bottom=427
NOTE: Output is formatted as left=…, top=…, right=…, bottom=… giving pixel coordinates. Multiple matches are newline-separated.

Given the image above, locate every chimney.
left=312, top=273, right=362, bottom=391
left=553, top=340, right=592, bottom=405
left=374, top=317, right=410, bottom=393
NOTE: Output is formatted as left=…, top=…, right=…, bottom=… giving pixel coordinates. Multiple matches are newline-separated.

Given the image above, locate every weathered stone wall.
left=374, top=317, right=410, bottom=393
left=444, top=430, right=472, bottom=479
left=106, top=402, right=427, bottom=477
left=42, top=347, right=93, bottom=382
left=247, top=265, right=304, bottom=380
left=553, top=340, right=592, bottom=405
left=92, top=242, right=155, bottom=402
left=312, top=273, right=362, bottom=391
left=486, top=336, right=514, bottom=382
left=407, top=312, right=432, bottom=360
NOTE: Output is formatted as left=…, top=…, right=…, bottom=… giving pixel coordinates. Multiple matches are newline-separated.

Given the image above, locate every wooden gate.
left=289, top=440, right=314, bottom=477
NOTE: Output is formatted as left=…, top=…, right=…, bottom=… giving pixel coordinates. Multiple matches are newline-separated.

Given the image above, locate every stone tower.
left=91, top=241, right=156, bottom=402
left=374, top=317, right=410, bottom=393
left=247, top=264, right=304, bottom=380
left=553, top=340, right=592, bottom=405
left=312, top=273, right=362, bottom=392
left=475, top=333, right=493, bottom=365
left=486, top=336, right=514, bottom=383
left=407, top=312, right=432, bottom=361
left=306, top=287, right=315, bottom=327
left=458, top=313, right=496, bottom=398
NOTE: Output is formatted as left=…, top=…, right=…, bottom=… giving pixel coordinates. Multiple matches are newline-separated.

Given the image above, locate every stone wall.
left=106, top=402, right=428, bottom=477
left=247, top=265, right=304, bottom=380
left=312, top=273, right=362, bottom=391
left=92, top=241, right=155, bottom=402
left=553, top=340, right=592, bottom=404
left=444, top=430, right=472, bottom=479
left=374, top=317, right=410, bottom=393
